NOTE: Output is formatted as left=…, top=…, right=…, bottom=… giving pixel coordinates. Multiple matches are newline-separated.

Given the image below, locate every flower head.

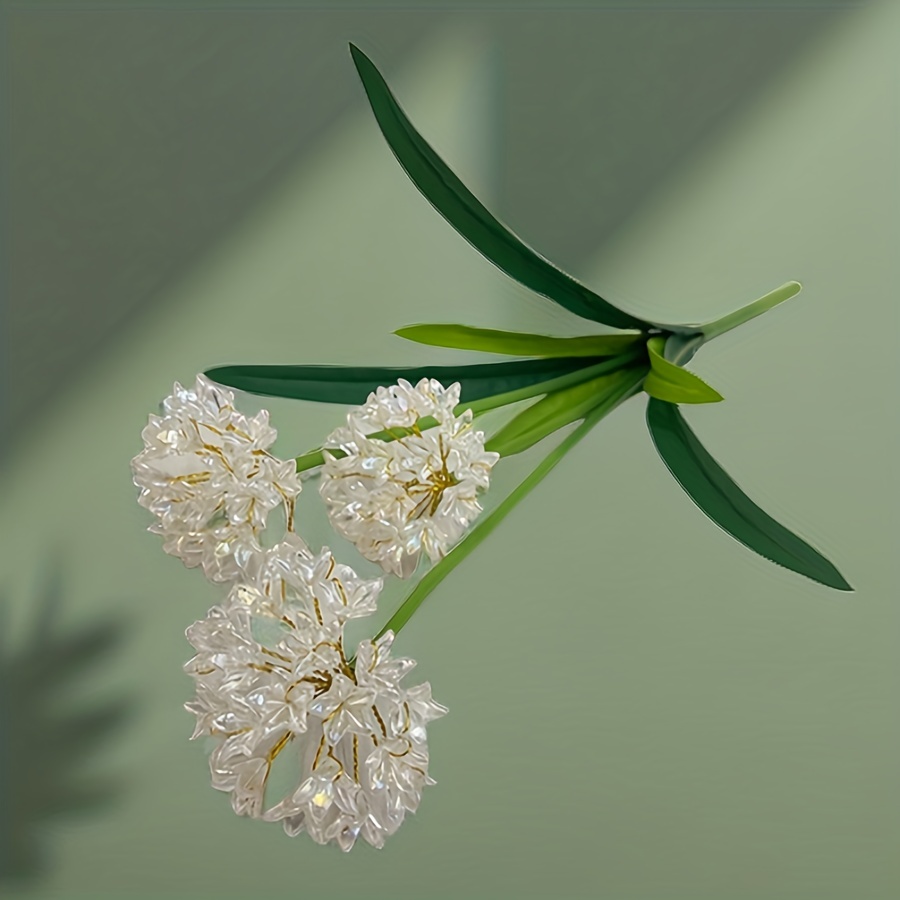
left=319, top=378, right=498, bottom=577
left=132, top=375, right=301, bottom=582
left=184, top=546, right=446, bottom=851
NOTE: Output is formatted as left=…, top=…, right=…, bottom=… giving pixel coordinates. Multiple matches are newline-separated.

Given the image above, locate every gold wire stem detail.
left=168, top=471, right=212, bottom=485
left=285, top=672, right=332, bottom=701
left=372, top=705, right=387, bottom=738
left=311, top=640, right=355, bottom=681
left=284, top=494, right=296, bottom=533
left=210, top=726, right=252, bottom=738
left=248, top=661, right=291, bottom=674
left=326, top=746, right=345, bottom=780
left=333, top=578, right=349, bottom=606
left=387, top=736, right=413, bottom=759
left=262, top=731, right=294, bottom=798
left=312, top=733, right=326, bottom=771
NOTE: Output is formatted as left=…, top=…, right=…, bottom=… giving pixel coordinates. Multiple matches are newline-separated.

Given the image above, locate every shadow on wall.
left=0, top=564, right=133, bottom=884
left=490, top=6, right=846, bottom=277
left=3, top=9, right=445, bottom=457
left=3, top=6, right=843, bottom=455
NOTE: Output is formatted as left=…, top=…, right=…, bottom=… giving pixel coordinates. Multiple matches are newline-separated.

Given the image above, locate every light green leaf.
left=394, top=323, right=642, bottom=357
left=701, top=281, right=802, bottom=340
left=644, top=336, right=723, bottom=404
left=485, top=365, right=647, bottom=457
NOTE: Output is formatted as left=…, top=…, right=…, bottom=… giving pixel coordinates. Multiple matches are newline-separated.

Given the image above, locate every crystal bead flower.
left=319, top=378, right=499, bottom=577
left=132, top=374, right=301, bottom=582
left=184, top=545, right=446, bottom=851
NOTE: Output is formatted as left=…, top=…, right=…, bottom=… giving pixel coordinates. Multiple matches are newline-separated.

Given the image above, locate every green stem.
left=374, top=367, right=647, bottom=642
left=295, top=447, right=329, bottom=473
left=701, top=281, right=802, bottom=340
left=295, top=346, right=647, bottom=473
left=464, top=345, right=645, bottom=415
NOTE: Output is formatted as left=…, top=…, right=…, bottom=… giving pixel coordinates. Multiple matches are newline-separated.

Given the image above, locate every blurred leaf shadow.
left=0, top=562, right=134, bottom=884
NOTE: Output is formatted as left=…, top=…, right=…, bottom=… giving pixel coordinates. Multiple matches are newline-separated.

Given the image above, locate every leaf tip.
left=204, top=366, right=233, bottom=390
left=830, top=572, right=854, bottom=592
left=393, top=326, right=423, bottom=344
left=348, top=42, right=372, bottom=77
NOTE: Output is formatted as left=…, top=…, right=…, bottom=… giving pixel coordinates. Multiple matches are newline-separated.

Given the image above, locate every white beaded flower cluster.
left=131, top=375, right=301, bottom=583
left=184, top=537, right=446, bottom=850
left=320, top=378, right=499, bottom=577
left=131, top=374, right=473, bottom=850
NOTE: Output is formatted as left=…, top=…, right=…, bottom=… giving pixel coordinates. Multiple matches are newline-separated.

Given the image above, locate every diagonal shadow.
left=0, top=563, right=134, bottom=884
left=1, top=8, right=447, bottom=457
left=2, top=6, right=848, bottom=458
left=489, top=6, right=847, bottom=280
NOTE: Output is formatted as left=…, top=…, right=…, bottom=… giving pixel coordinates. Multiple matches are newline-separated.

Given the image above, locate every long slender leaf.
left=207, top=357, right=609, bottom=406
left=349, top=43, right=651, bottom=332
left=395, top=323, right=642, bottom=357
left=486, top=366, right=647, bottom=457
left=464, top=348, right=645, bottom=414
left=646, top=399, right=851, bottom=591
left=376, top=376, right=645, bottom=641
left=293, top=351, right=645, bottom=472
left=702, top=281, right=802, bottom=340
left=644, top=336, right=723, bottom=404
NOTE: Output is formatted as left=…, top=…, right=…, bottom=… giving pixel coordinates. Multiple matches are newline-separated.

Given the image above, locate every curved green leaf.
left=487, top=366, right=647, bottom=457
left=394, top=323, right=643, bottom=357
left=644, top=336, right=723, bottom=404
left=206, top=357, right=609, bottom=406
left=349, top=43, right=650, bottom=332
left=646, top=398, right=852, bottom=591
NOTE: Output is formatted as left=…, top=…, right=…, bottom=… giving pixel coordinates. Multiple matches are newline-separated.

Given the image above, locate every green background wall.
left=1, top=2, right=896, bottom=898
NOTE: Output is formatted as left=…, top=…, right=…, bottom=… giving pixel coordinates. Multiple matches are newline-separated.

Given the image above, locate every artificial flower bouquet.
left=131, top=45, right=850, bottom=852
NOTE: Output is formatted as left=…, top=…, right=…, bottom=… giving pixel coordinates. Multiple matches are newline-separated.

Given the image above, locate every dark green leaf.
left=646, top=399, right=852, bottom=591
left=644, top=336, right=723, bottom=404
left=486, top=366, right=647, bottom=457
left=394, top=323, right=642, bottom=357
left=292, top=353, right=643, bottom=473
left=349, top=43, right=650, bottom=331
left=207, top=357, right=609, bottom=405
